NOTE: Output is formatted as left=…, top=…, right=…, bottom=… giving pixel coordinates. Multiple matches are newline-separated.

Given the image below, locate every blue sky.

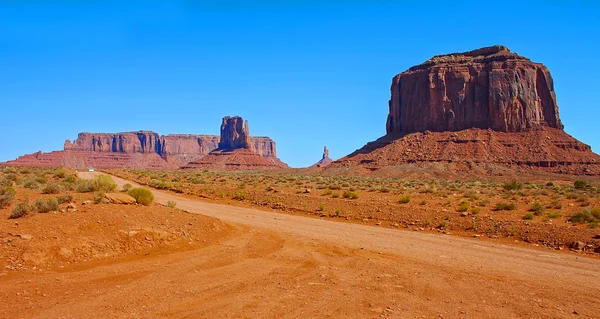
left=1, top=0, right=599, bottom=167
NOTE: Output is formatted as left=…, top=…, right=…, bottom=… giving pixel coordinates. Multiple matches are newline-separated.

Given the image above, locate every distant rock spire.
left=323, top=146, right=329, bottom=160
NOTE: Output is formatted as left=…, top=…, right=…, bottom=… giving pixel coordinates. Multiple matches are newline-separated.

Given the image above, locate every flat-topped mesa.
left=64, top=131, right=165, bottom=155
left=386, top=45, right=563, bottom=134
left=218, top=116, right=251, bottom=150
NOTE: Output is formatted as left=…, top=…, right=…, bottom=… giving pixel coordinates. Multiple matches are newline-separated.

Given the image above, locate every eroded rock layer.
left=386, top=45, right=563, bottom=134
left=331, top=128, right=600, bottom=175
left=5, top=126, right=283, bottom=169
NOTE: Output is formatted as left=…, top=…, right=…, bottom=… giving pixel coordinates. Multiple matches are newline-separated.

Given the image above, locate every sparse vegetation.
left=342, top=191, right=359, bottom=200
left=167, top=200, right=177, bottom=208
left=42, top=182, right=61, bottom=194
left=57, top=193, right=74, bottom=204
left=398, top=195, right=411, bottom=204
left=0, top=186, right=16, bottom=209
left=121, top=183, right=133, bottom=192
left=503, top=180, right=523, bottom=191
left=128, top=188, right=154, bottom=206
left=523, top=213, right=534, bottom=220
left=495, top=201, right=517, bottom=211
left=233, top=192, right=247, bottom=200
left=10, top=200, right=30, bottom=219
left=574, top=180, right=589, bottom=190
left=32, top=197, right=58, bottom=213
left=529, top=201, right=545, bottom=216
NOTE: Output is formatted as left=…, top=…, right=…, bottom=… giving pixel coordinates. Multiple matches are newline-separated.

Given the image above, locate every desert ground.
left=0, top=167, right=599, bottom=318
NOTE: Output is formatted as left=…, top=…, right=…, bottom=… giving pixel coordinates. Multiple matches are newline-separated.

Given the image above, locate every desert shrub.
left=121, top=183, right=133, bottom=192
left=548, top=211, right=562, bottom=219
left=495, top=201, right=517, bottom=211
left=343, top=191, right=359, bottom=200
left=42, top=182, right=61, bottom=194
left=457, top=202, right=470, bottom=212
left=570, top=208, right=598, bottom=225
left=128, top=188, right=154, bottom=205
left=97, top=175, right=117, bottom=192
left=167, top=200, right=177, bottom=208
left=503, top=181, right=523, bottom=191
left=148, top=179, right=169, bottom=190
left=471, top=207, right=481, bottom=214
left=574, top=180, right=589, bottom=190
left=3, top=167, right=16, bottom=174
left=10, top=201, right=30, bottom=219
left=0, top=186, right=16, bottom=209
left=75, top=179, right=97, bottom=192
left=546, top=182, right=554, bottom=187
left=419, top=200, right=428, bottom=206
left=523, top=213, right=534, bottom=220
left=478, top=199, right=490, bottom=207
left=191, top=179, right=205, bottom=184
left=21, top=177, right=39, bottom=189
left=334, top=209, right=341, bottom=217
left=63, top=174, right=77, bottom=183
left=398, top=195, right=411, bottom=204
left=57, top=193, right=74, bottom=204
left=592, top=208, right=600, bottom=219
left=331, top=193, right=340, bottom=198
left=35, top=175, right=47, bottom=184
left=233, top=192, right=247, bottom=200
left=317, top=204, right=325, bottom=211
left=94, top=191, right=106, bottom=203
left=529, top=201, right=545, bottom=216
left=548, top=200, right=562, bottom=209
left=54, top=169, right=66, bottom=178
left=322, top=188, right=333, bottom=196
left=33, top=197, right=58, bottom=213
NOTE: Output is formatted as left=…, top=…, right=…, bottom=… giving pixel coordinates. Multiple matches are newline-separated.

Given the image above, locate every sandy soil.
left=0, top=171, right=598, bottom=318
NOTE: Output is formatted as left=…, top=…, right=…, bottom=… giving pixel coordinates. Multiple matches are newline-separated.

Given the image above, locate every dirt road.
left=1, top=172, right=598, bottom=318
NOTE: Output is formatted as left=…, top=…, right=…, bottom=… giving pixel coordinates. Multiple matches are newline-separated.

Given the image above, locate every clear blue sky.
left=1, top=0, right=599, bottom=167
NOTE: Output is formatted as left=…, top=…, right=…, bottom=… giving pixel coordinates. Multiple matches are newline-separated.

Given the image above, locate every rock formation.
left=386, top=45, right=562, bottom=134
left=331, top=45, right=600, bottom=176
left=218, top=116, right=251, bottom=150
left=4, top=121, right=286, bottom=169
left=310, top=146, right=333, bottom=168
left=182, top=116, right=288, bottom=170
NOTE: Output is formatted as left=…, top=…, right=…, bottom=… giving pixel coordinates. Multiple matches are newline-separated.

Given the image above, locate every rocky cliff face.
left=7, top=120, right=284, bottom=169
left=386, top=45, right=563, bottom=134
left=218, top=116, right=251, bottom=150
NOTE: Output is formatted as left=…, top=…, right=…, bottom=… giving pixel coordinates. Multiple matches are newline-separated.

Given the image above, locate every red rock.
left=218, top=116, right=251, bottom=150
left=4, top=125, right=283, bottom=169
left=331, top=45, right=600, bottom=176
left=310, top=146, right=334, bottom=168
left=182, top=116, right=288, bottom=170
left=386, top=45, right=562, bottom=134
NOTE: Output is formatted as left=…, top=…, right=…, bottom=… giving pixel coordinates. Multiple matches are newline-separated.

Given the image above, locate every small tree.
left=128, top=188, right=154, bottom=206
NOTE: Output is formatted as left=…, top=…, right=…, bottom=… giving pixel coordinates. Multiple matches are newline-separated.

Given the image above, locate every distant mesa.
left=330, top=45, right=600, bottom=175
left=310, top=146, right=333, bottom=168
left=3, top=117, right=287, bottom=170
left=182, top=116, right=288, bottom=170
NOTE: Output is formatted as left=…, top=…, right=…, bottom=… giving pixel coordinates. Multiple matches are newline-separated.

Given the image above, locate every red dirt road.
left=0, top=172, right=598, bottom=318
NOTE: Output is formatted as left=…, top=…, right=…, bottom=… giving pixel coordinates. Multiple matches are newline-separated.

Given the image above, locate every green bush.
left=93, top=191, right=106, bottom=204
left=523, top=213, right=534, bottom=220
left=495, top=201, right=517, bottom=211
left=322, top=189, right=333, bottom=196
left=529, top=201, right=545, bottom=216
left=331, top=193, right=340, bottom=198
left=457, top=202, right=470, bottom=212
left=574, top=180, right=589, bottom=190
left=121, top=183, right=133, bottom=192
left=503, top=181, right=523, bottom=191
left=97, top=174, right=117, bottom=192
left=343, top=191, right=359, bottom=199
left=21, top=177, right=39, bottom=189
left=63, top=174, right=77, bottom=183
left=10, top=201, right=30, bottom=219
left=398, top=195, right=411, bottom=204
left=42, top=182, right=62, bottom=194
left=569, top=208, right=599, bottom=224
left=33, top=197, right=58, bottom=213
left=548, top=211, right=562, bottom=219
left=167, top=200, right=177, bottom=208
left=128, top=188, right=154, bottom=206
left=233, top=192, right=247, bottom=200
left=57, top=193, right=74, bottom=204
left=0, top=186, right=16, bottom=209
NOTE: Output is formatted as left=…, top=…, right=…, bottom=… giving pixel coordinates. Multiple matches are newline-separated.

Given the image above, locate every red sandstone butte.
left=182, top=116, right=288, bottom=170
left=331, top=45, right=600, bottom=176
